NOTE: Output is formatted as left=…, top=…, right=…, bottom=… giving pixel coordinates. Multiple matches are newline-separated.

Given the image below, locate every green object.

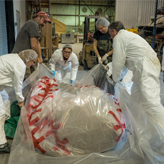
left=4, top=101, right=20, bottom=138
left=10, top=101, right=20, bottom=117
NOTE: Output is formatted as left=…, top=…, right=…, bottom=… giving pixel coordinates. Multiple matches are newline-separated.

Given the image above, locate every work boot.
left=0, top=143, right=11, bottom=153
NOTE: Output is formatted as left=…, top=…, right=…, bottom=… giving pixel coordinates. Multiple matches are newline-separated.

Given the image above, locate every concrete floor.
left=0, top=137, right=13, bottom=164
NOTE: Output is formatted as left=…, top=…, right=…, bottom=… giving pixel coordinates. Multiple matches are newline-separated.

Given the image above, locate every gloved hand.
left=98, top=57, right=102, bottom=64
left=51, top=70, right=55, bottom=76
left=70, top=80, right=74, bottom=84
left=104, top=65, right=109, bottom=70
left=102, top=54, right=108, bottom=62
left=113, top=81, right=117, bottom=86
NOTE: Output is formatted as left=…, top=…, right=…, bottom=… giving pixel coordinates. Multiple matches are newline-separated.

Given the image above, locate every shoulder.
left=54, top=49, right=62, bottom=54
left=103, top=32, right=111, bottom=39
left=118, top=29, right=129, bottom=36
left=94, top=30, right=100, bottom=35
left=106, top=32, right=111, bottom=37
left=93, top=31, right=101, bottom=39
left=24, top=19, right=38, bottom=27
left=27, top=19, right=37, bottom=24
left=117, top=30, right=135, bottom=41
left=52, top=49, right=62, bottom=57
left=114, top=30, right=131, bottom=45
left=71, top=52, right=78, bottom=58
left=11, top=54, right=26, bottom=70
left=16, top=54, right=26, bottom=67
left=70, top=52, right=78, bottom=62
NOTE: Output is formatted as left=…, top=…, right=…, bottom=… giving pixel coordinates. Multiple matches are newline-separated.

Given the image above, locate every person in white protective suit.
left=108, top=21, right=164, bottom=131
left=0, top=49, right=38, bottom=153
left=49, top=44, right=79, bottom=84
left=162, top=46, right=164, bottom=82
left=105, top=62, right=133, bottom=94
left=0, top=90, right=10, bottom=120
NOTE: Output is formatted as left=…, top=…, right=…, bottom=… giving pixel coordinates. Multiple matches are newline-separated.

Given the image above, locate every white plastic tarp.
left=8, top=64, right=164, bottom=164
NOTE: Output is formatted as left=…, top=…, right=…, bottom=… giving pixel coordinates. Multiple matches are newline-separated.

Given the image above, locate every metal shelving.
left=26, top=0, right=52, bottom=62
left=26, top=0, right=50, bottom=20
left=152, top=1, right=164, bottom=64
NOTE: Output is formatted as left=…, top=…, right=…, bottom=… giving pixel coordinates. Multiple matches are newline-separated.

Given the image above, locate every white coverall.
left=107, top=62, right=133, bottom=94
left=0, top=53, right=26, bottom=145
left=0, top=90, right=10, bottom=120
left=49, top=49, right=79, bottom=84
left=112, top=29, right=164, bottom=131
left=162, top=46, right=164, bottom=71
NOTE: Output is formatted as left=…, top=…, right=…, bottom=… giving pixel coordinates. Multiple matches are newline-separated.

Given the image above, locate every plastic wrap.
left=160, top=73, right=164, bottom=107
left=24, top=76, right=125, bottom=156
left=78, top=64, right=114, bottom=95
left=8, top=64, right=164, bottom=164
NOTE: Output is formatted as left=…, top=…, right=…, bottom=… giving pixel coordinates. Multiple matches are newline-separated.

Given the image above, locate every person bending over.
left=49, top=44, right=79, bottom=84
left=0, top=49, right=38, bottom=153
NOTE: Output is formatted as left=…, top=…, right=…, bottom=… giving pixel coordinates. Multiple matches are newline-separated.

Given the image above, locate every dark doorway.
left=5, top=0, right=15, bottom=53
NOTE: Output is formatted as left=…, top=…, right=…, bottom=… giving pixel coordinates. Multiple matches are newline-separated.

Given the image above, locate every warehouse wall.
left=51, top=5, right=114, bottom=26
left=13, top=0, right=26, bottom=39
left=50, top=2, right=115, bottom=33
left=115, top=0, right=164, bottom=28
left=0, top=0, right=8, bottom=56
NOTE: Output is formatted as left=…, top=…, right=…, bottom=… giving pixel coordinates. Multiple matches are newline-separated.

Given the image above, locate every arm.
left=162, top=47, right=164, bottom=82
left=112, top=39, right=127, bottom=83
left=13, top=62, right=26, bottom=106
left=107, top=38, right=113, bottom=56
left=93, top=39, right=101, bottom=58
left=102, top=49, right=113, bottom=62
left=30, top=37, right=43, bottom=63
left=71, top=54, right=79, bottom=81
left=49, top=51, right=58, bottom=72
left=107, top=49, right=113, bottom=56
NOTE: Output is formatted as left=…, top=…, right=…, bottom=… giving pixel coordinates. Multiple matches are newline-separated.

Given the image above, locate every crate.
left=61, top=33, right=74, bottom=44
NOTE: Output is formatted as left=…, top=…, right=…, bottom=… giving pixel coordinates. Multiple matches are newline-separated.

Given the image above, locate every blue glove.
left=70, top=80, right=74, bottom=84
left=51, top=70, right=55, bottom=76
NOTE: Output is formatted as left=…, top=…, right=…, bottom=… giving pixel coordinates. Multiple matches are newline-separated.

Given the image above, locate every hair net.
left=62, top=44, right=72, bottom=51
left=18, top=49, right=38, bottom=63
left=96, top=17, right=110, bottom=28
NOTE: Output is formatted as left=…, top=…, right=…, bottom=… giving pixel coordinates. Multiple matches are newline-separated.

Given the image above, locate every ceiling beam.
left=52, top=14, right=87, bottom=16
left=51, top=3, right=114, bottom=7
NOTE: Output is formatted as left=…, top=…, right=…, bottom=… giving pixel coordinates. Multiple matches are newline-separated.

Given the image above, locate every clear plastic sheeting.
left=160, top=72, right=164, bottom=107
left=8, top=64, right=164, bottom=164
left=24, top=76, right=125, bottom=156
left=78, top=64, right=114, bottom=95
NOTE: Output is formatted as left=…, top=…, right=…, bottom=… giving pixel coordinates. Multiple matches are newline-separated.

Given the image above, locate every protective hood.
left=18, top=49, right=38, bottom=63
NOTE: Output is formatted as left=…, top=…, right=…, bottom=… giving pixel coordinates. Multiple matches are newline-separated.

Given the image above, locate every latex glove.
left=102, top=54, right=108, bottom=62
left=104, top=65, right=109, bottom=70
left=51, top=70, right=55, bottom=76
left=70, top=80, right=74, bottom=84
left=113, top=81, right=117, bottom=86
left=98, top=57, right=102, bottom=64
